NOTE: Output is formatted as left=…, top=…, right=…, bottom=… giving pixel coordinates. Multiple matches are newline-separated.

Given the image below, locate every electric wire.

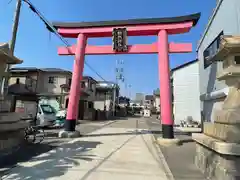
left=22, top=0, right=107, bottom=81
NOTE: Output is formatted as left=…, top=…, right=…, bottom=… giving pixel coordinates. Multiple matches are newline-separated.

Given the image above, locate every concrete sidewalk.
left=2, top=127, right=171, bottom=180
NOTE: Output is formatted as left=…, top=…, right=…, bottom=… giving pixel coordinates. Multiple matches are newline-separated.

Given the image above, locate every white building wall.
left=154, top=96, right=160, bottom=112
left=173, top=62, right=201, bottom=125
left=198, top=0, right=240, bottom=96
left=197, top=0, right=240, bottom=122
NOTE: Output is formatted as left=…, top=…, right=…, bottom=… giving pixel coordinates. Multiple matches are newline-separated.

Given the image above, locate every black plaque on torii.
left=112, top=28, right=128, bottom=52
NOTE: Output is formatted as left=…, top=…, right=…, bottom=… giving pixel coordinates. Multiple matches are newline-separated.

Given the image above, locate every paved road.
left=1, top=116, right=206, bottom=179
left=2, top=117, right=171, bottom=180
left=43, top=120, right=116, bottom=145
left=0, top=120, right=115, bottom=174
left=0, top=116, right=155, bottom=173
left=145, top=116, right=162, bottom=131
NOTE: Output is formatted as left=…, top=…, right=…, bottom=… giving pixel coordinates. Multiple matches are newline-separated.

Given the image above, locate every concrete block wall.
left=195, top=143, right=240, bottom=180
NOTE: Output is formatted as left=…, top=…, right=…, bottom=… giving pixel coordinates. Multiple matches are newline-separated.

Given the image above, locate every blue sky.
left=0, top=0, right=216, bottom=97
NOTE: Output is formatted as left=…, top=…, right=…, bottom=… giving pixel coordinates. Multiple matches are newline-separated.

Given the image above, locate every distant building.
left=153, top=89, right=160, bottom=112
left=144, top=95, right=154, bottom=107
left=171, top=59, right=201, bottom=125
left=134, top=93, right=145, bottom=105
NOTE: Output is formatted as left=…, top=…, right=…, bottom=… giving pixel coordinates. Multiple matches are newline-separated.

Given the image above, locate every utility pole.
left=113, top=59, right=124, bottom=115
left=2, top=0, right=22, bottom=95
left=10, top=0, right=22, bottom=55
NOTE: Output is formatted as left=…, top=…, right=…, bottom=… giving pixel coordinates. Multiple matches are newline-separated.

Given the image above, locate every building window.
left=26, top=78, right=32, bottom=88
left=85, top=81, right=88, bottom=88
left=203, top=31, right=224, bottom=69
left=68, top=78, right=72, bottom=87
left=81, top=81, right=85, bottom=88
left=16, top=78, right=20, bottom=84
left=234, top=56, right=240, bottom=65
left=96, top=92, right=106, bottom=100
left=88, top=102, right=93, bottom=109
left=48, top=76, right=56, bottom=84
left=91, top=83, right=95, bottom=91
left=26, top=76, right=33, bottom=88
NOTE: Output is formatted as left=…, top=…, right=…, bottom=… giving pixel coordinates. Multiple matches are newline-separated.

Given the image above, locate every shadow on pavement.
left=151, top=130, right=192, bottom=136
left=0, top=140, right=60, bottom=171
left=2, top=140, right=102, bottom=180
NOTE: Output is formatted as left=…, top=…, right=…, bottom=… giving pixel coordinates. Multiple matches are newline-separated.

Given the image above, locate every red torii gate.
left=53, top=13, right=200, bottom=139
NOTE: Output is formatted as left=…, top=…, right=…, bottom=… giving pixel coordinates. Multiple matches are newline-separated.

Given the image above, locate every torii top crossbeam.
left=52, top=13, right=200, bottom=38
left=52, top=13, right=200, bottom=55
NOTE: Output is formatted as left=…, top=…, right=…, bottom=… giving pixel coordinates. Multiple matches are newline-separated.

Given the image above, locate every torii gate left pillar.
left=53, top=13, right=200, bottom=139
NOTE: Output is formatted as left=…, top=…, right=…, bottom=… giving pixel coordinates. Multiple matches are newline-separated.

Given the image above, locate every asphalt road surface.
left=1, top=116, right=206, bottom=179
left=1, top=116, right=157, bottom=172
left=0, top=119, right=116, bottom=174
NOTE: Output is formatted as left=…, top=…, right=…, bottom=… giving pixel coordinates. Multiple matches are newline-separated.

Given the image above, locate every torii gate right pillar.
left=158, top=29, right=174, bottom=138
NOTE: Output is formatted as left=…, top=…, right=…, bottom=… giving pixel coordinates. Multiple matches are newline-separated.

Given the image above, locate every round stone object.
left=156, top=137, right=182, bottom=146
left=58, top=130, right=81, bottom=138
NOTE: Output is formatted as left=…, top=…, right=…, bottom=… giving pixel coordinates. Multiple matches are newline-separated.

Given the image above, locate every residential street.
left=1, top=116, right=205, bottom=180
left=1, top=117, right=170, bottom=180
left=0, top=119, right=116, bottom=174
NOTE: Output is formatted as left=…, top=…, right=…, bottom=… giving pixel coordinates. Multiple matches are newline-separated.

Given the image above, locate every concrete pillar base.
left=156, top=137, right=181, bottom=146
left=193, top=133, right=240, bottom=180
left=58, top=130, right=81, bottom=138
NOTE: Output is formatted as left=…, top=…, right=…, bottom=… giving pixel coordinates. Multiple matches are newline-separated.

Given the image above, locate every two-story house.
left=9, top=67, right=72, bottom=108
left=95, top=81, right=119, bottom=119
left=9, top=67, right=107, bottom=120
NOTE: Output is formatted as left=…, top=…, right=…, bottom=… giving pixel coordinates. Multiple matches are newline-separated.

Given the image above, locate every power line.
left=22, top=0, right=106, bottom=81
left=7, top=0, right=13, bottom=4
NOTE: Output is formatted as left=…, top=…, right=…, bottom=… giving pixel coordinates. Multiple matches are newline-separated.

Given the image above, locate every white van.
left=36, top=104, right=56, bottom=127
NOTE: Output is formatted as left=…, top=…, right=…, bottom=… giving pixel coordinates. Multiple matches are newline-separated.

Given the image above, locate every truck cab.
left=36, top=104, right=56, bottom=127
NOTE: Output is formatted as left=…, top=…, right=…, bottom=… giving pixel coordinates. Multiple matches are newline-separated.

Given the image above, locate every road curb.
left=150, top=134, right=175, bottom=180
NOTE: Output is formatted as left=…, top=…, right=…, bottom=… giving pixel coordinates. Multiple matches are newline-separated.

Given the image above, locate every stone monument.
left=193, top=35, right=240, bottom=180
left=0, top=43, right=29, bottom=161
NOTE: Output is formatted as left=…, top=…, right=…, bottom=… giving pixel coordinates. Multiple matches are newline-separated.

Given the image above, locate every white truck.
left=36, top=104, right=56, bottom=127
left=16, top=100, right=56, bottom=127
